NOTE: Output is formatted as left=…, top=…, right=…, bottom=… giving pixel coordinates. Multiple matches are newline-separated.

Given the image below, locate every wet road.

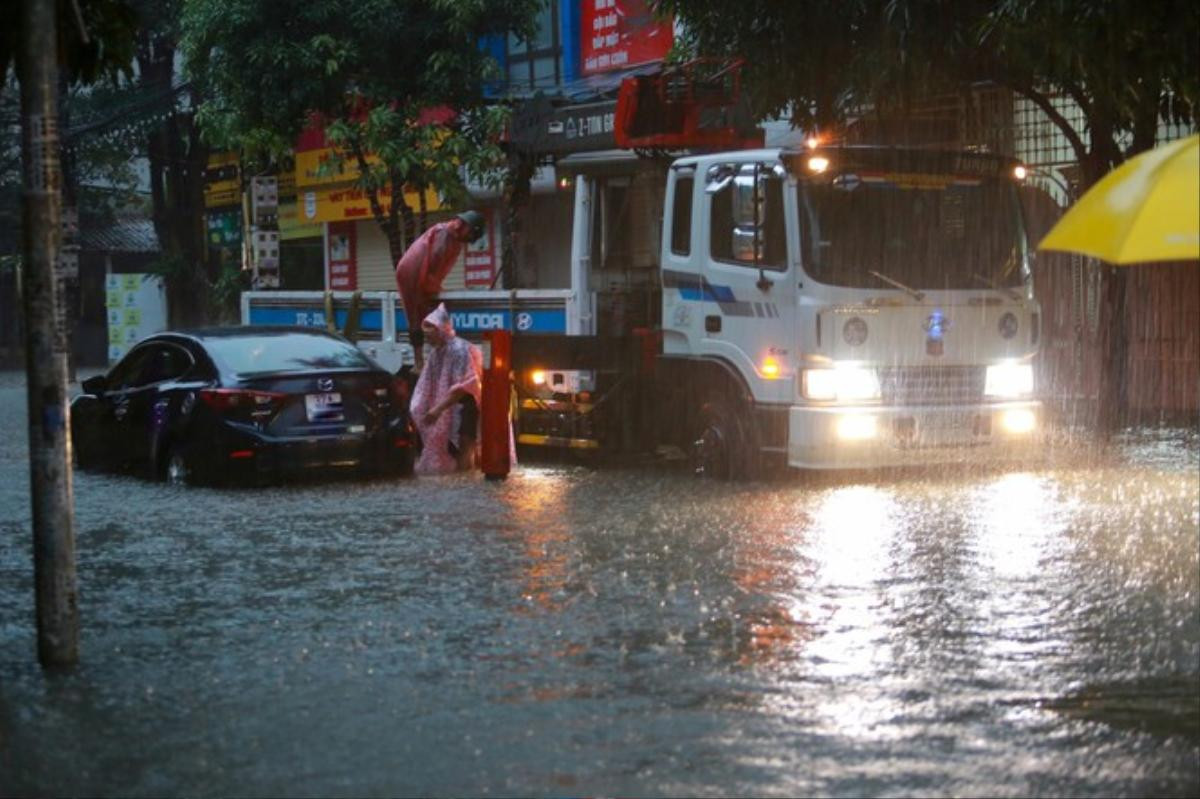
left=1, top=371, right=1197, bottom=796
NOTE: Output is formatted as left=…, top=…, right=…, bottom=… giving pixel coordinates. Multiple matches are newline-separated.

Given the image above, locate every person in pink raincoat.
left=395, top=211, right=485, bottom=372
left=409, top=304, right=484, bottom=474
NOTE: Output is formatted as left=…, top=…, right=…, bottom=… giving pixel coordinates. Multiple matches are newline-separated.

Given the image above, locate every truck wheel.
left=691, top=396, right=755, bottom=480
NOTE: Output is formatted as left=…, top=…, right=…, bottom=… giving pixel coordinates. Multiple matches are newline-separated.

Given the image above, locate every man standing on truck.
left=395, top=210, right=485, bottom=372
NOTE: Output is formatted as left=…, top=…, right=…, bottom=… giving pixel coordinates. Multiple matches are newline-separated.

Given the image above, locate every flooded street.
left=1, top=372, right=1197, bottom=796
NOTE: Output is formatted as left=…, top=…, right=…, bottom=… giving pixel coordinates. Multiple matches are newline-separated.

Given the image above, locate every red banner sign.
left=581, top=0, right=673, bottom=76
left=326, top=221, right=357, bottom=291
left=463, top=209, right=496, bottom=288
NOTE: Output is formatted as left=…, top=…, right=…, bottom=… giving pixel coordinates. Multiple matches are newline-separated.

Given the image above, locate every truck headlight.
left=985, top=362, right=1033, bottom=398
left=802, top=366, right=881, bottom=401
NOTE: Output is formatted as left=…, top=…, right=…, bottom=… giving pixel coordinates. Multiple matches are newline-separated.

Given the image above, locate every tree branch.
left=1009, top=79, right=1090, bottom=168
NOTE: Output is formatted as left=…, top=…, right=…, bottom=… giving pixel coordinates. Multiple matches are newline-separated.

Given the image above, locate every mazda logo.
left=317, top=378, right=334, bottom=392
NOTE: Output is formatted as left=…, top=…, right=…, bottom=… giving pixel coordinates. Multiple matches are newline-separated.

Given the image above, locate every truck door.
left=697, top=161, right=795, bottom=403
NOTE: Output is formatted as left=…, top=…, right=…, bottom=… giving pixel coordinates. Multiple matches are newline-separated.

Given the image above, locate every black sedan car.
left=71, top=326, right=415, bottom=484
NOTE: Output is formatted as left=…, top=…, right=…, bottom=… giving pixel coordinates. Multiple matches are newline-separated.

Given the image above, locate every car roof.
left=155, top=325, right=348, bottom=342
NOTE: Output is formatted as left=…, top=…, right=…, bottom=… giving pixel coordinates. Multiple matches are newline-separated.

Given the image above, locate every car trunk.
left=235, top=370, right=395, bottom=437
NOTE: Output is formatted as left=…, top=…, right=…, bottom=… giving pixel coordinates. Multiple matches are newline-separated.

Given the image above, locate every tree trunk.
left=1097, top=265, right=1129, bottom=432
left=1082, top=116, right=1133, bottom=435
left=498, top=149, right=534, bottom=289
left=399, top=200, right=416, bottom=245
left=417, top=185, right=428, bottom=234
left=355, top=147, right=408, bottom=267
left=139, top=36, right=209, bottom=327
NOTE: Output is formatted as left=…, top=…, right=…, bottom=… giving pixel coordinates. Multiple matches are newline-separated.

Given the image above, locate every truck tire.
left=691, top=395, right=757, bottom=481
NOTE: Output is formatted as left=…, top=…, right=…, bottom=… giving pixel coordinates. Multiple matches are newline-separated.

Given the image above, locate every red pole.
left=480, top=329, right=511, bottom=480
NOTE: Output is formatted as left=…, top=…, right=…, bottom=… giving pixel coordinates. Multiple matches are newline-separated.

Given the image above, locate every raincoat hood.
left=422, top=303, right=455, bottom=344
left=409, top=306, right=484, bottom=476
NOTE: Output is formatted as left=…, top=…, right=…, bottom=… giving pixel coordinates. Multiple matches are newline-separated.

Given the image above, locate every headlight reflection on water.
left=797, top=485, right=906, bottom=739
left=971, top=472, right=1068, bottom=579
left=506, top=467, right=572, bottom=614
left=969, top=472, right=1073, bottom=672
left=775, top=476, right=1075, bottom=741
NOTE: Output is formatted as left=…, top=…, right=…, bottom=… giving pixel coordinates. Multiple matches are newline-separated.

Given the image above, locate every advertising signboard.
left=511, top=99, right=618, bottom=156
left=300, top=183, right=441, bottom=224
left=581, top=0, right=673, bottom=76
left=463, top=209, right=497, bottom=288
left=203, top=151, right=240, bottom=209
left=279, top=199, right=323, bottom=240
left=105, top=274, right=167, bottom=363
left=206, top=209, right=242, bottom=249
left=326, top=221, right=357, bottom=290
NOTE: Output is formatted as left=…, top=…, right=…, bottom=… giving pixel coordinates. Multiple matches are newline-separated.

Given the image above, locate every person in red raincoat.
left=394, top=211, right=485, bottom=371
left=409, top=303, right=484, bottom=474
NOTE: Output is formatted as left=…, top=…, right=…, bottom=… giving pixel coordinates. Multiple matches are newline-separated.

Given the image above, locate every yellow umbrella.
left=1038, top=134, right=1199, bottom=264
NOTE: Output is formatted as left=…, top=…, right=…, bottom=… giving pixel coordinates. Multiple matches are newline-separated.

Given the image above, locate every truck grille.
left=879, top=366, right=986, bottom=406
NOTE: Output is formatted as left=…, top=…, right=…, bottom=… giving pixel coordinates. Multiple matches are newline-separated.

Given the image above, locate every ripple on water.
left=0, top=412, right=1196, bottom=796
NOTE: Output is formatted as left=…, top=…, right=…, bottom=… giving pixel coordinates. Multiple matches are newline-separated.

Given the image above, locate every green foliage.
left=656, top=0, right=1199, bottom=179
left=182, top=0, right=539, bottom=246
left=655, top=0, right=901, bottom=130
left=1, top=0, right=138, bottom=86
left=208, top=260, right=249, bottom=323
left=978, top=1, right=1199, bottom=152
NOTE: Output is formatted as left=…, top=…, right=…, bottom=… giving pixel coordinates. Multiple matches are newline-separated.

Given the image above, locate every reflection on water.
left=0, top=377, right=1196, bottom=797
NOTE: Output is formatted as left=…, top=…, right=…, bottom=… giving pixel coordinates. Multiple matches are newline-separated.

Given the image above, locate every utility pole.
left=18, top=0, right=79, bottom=667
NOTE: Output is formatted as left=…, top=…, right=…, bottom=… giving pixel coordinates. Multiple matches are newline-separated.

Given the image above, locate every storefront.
left=277, top=170, right=324, bottom=290
left=292, top=134, right=484, bottom=292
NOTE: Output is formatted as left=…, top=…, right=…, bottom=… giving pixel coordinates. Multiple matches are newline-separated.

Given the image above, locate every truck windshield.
left=796, top=173, right=1026, bottom=290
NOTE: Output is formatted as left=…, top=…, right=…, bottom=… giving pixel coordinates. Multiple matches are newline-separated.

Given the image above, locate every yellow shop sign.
left=299, top=183, right=441, bottom=224
left=204, top=151, right=241, bottom=209
left=294, top=147, right=385, bottom=189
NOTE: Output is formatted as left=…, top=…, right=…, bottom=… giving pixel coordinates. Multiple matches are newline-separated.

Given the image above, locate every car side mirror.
left=81, top=375, right=107, bottom=395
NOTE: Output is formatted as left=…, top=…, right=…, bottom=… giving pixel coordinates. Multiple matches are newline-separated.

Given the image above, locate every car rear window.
left=203, top=331, right=374, bottom=376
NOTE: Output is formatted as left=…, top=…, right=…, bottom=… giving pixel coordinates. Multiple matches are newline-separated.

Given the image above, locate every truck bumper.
left=787, top=401, right=1043, bottom=470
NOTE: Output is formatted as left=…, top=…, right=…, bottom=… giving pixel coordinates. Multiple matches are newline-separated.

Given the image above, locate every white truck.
left=244, top=142, right=1044, bottom=477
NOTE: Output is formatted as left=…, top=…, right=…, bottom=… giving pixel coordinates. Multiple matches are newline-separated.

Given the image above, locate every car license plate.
left=305, top=392, right=343, bottom=422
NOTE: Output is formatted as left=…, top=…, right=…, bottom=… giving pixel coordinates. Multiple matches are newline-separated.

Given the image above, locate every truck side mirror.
left=731, top=227, right=762, bottom=262
left=705, top=163, right=736, bottom=194
left=731, top=167, right=766, bottom=263
left=731, top=172, right=764, bottom=228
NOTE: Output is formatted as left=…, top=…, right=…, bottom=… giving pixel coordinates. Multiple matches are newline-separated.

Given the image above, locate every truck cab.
left=660, top=145, right=1042, bottom=472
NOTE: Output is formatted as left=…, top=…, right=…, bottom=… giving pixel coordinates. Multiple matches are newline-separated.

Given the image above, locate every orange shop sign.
left=300, top=183, right=441, bottom=224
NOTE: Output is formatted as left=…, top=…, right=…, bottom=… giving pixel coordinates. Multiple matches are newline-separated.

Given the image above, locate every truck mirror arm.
left=753, top=163, right=771, bottom=293
left=756, top=268, right=773, bottom=292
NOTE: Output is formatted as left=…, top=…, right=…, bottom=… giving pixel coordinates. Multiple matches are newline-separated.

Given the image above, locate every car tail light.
left=199, top=388, right=286, bottom=421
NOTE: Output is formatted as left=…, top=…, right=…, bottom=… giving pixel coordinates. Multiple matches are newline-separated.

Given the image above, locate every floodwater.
left=0, top=372, right=1197, bottom=797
